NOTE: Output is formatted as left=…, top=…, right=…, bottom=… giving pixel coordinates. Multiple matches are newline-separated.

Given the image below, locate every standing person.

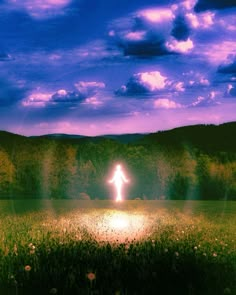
left=108, top=164, right=129, bottom=202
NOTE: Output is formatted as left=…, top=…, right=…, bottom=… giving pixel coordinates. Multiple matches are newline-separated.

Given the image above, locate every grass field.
left=0, top=200, right=235, bottom=295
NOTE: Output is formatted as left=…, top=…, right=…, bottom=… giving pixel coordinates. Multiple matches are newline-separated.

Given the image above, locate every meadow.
left=0, top=200, right=235, bottom=295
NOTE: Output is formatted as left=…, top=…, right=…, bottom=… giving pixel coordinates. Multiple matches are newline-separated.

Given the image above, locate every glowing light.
left=109, top=214, right=129, bottom=229
left=108, top=164, right=129, bottom=202
left=82, top=211, right=148, bottom=243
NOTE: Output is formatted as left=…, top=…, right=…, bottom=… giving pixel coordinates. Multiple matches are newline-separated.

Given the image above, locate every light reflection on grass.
left=0, top=200, right=235, bottom=294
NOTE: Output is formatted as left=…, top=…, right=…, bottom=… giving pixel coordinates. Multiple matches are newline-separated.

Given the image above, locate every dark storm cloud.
left=171, top=15, right=191, bottom=41
left=115, top=71, right=168, bottom=96
left=51, top=90, right=84, bottom=103
left=218, top=57, right=236, bottom=74
left=229, top=86, right=236, bottom=97
left=118, top=39, right=170, bottom=58
left=108, top=4, right=204, bottom=59
left=0, top=53, right=14, bottom=61
left=0, top=79, right=26, bottom=106
left=194, top=0, right=236, bottom=12
left=108, top=7, right=176, bottom=58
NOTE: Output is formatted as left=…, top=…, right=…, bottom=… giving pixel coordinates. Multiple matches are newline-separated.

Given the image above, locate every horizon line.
left=0, top=120, right=235, bottom=138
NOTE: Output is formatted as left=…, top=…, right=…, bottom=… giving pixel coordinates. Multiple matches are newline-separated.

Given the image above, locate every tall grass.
left=0, top=200, right=235, bottom=295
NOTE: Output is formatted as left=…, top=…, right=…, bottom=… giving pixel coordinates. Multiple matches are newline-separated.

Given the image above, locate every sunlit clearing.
left=109, top=213, right=130, bottom=229
left=108, top=164, right=129, bottom=202
left=82, top=210, right=149, bottom=243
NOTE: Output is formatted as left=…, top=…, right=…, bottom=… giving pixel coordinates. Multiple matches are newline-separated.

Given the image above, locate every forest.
left=0, top=122, right=236, bottom=200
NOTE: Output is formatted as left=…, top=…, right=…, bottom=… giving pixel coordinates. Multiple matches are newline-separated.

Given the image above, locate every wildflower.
left=213, top=252, right=217, bottom=257
left=50, top=288, right=58, bottom=294
left=24, top=265, right=31, bottom=272
left=203, top=252, right=207, bottom=256
left=28, top=243, right=36, bottom=254
left=175, top=252, right=179, bottom=257
left=194, top=246, right=198, bottom=250
left=87, top=272, right=96, bottom=281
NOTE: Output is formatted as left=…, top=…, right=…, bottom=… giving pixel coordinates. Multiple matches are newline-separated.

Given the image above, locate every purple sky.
left=0, top=0, right=236, bottom=136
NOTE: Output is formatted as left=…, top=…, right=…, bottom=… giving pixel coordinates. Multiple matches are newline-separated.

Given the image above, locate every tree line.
left=0, top=122, right=236, bottom=200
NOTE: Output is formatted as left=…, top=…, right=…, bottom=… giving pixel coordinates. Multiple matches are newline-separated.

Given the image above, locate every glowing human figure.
left=109, top=164, right=129, bottom=202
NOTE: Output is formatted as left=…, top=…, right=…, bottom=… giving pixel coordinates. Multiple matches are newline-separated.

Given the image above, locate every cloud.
left=196, top=41, right=236, bottom=64
left=190, top=92, right=220, bottom=107
left=75, top=81, right=105, bottom=97
left=115, top=69, right=212, bottom=99
left=173, top=82, right=185, bottom=92
left=171, top=15, right=191, bottom=40
left=22, top=92, right=53, bottom=107
left=226, top=84, right=236, bottom=97
left=138, top=8, right=175, bottom=23
left=154, top=98, right=182, bottom=109
left=108, top=3, right=219, bottom=58
left=0, top=53, right=14, bottom=62
left=108, top=7, right=176, bottom=58
left=22, top=81, right=105, bottom=107
left=51, top=90, right=84, bottom=103
left=229, top=87, right=236, bottom=97
left=68, top=40, right=122, bottom=65
left=218, top=56, right=236, bottom=74
left=124, top=31, right=147, bottom=41
left=115, top=71, right=167, bottom=96
left=194, top=0, right=236, bottom=12
left=183, top=71, right=210, bottom=87
left=185, top=11, right=215, bottom=29
left=165, top=37, right=194, bottom=53
left=4, top=0, right=73, bottom=19
left=0, top=78, right=26, bottom=106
